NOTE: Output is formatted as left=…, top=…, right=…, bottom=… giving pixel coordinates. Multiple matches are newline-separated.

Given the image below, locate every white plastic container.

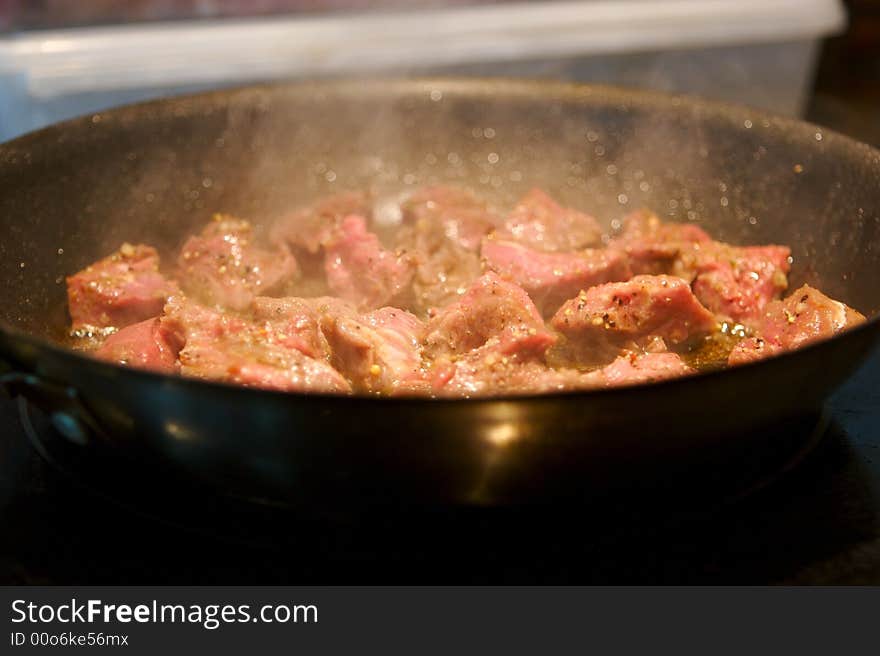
left=0, top=0, right=846, bottom=141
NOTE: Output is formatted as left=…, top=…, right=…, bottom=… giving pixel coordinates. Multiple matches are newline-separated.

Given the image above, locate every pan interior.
left=1, top=79, right=879, bottom=343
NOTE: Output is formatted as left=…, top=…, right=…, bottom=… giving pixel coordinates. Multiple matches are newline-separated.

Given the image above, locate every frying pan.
left=1, top=79, right=879, bottom=512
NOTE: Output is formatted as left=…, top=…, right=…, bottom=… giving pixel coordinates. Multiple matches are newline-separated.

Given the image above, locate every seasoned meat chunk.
left=394, top=186, right=497, bottom=315
left=324, top=214, right=415, bottom=310
left=728, top=285, right=866, bottom=365
left=423, top=272, right=556, bottom=360
left=580, top=351, right=694, bottom=387
left=270, top=190, right=372, bottom=254
left=251, top=296, right=329, bottom=360
left=431, top=347, right=580, bottom=398
left=179, top=215, right=299, bottom=311
left=67, top=243, right=178, bottom=330
left=610, top=208, right=712, bottom=277
left=395, top=222, right=482, bottom=316
left=162, top=295, right=350, bottom=393
left=401, top=185, right=501, bottom=252
left=481, top=237, right=632, bottom=317
left=317, top=303, right=428, bottom=394
left=94, top=317, right=183, bottom=373
left=691, top=244, right=791, bottom=322
left=611, top=209, right=791, bottom=320
left=496, top=188, right=602, bottom=252
left=551, top=275, right=717, bottom=363
left=432, top=345, right=692, bottom=397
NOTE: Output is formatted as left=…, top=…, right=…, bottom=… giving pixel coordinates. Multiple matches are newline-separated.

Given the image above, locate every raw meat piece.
left=401, top=185, right=500, bottom=251
left=497, top=188, right=602, bottom=252
left=432, top=346, right=692, bottom=397
left=251, top=296, right=329, bottom=360
left=317, top=303, right=429, bottom=394
left=67, top=243, right=178, bottom=329
left=270, top=190, right=372, bottom=254
left=324, top=214, right=415, bottom=310
left=179, top=215, right=298, bottom=311
left=162, top=295, right=350, bottom=393
left=481, top=237, right=631, bottom=317
left=691, top=244, right=791, bottom=322
left=551, top=275, right=717, bottom=363
left=609, top=208, right=712, bottom=277
left=581, top=351, right=694, bottom=387
left=94, top=317, right=182, bottom=373
left=423, top=272, right=556, bottom=360
left=728, top=284, right=866, bottom=365
left=611, top=209, right=791, bottom=320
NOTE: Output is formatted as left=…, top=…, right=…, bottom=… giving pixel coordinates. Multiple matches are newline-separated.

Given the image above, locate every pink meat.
left=94, top=317, right=183, bottom=373
left=317, top=303, right=429, bottom=394
left=161, top=295, right=350, bottom=393
left=401, top=185, right=501, bottom=252
left=551, top=275, right=717, bottom=363
left=432, top=344, right=693, bottom=397
left=270, top=190, right=372, bottom=254
left=691, top=244, right=791, bottom=323
left=481, top=237, right=632, bottom=317
left=431, top=347, right=581, bottom=398
left=67, top=243, right=178, bottom=330
left=728, top=284, right=866, bottom=366
left=250, top=296, right=330, bottom=360
left=179, top=215, right=298, bottom=311
left=395, top=222, right=482, bottom=317
left=611, top=210, right=791, bottom=320
left=423, top=272, right=556, bottom=360
left=609, top=209, right=712, bottom=278
left=581, top=351, right=694, bottom=387
left=394, top=186, right=499, bottom=314
left=324, top=214, right=415, bottom=310
left=497, top=188, right=602, bottom=252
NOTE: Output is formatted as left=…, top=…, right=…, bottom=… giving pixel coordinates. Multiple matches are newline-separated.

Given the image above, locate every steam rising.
left=77, top=78, right=873, bottom=313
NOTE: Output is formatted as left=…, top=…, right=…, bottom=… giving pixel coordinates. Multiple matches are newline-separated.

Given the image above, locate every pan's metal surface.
left=0, top=79, right=879, bottom=510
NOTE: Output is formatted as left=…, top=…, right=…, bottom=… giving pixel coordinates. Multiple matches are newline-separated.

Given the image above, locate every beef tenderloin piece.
left=67, top=243, right=178, bottom=330
left=609, top=208, right=712, bottom=277
left=401, top=185, right=501, bottom=252
left=691, top=244, right=791, bottom=323
left=423, top=271, right=557, bottom=361
left=432, top=346, right=693, bottom=398
left=178, top=215, right=299, bottom=311
left=551, top=274, right=717, bottom=364
left=250, top=296, right=330, bottom=360
left=270, top=190, right=372, bottom=254
left=728, top=284, right=866, bottom=365
left=394, top=221, right=483, bottom=317
left=161, top=295, right=350, bottom=393
left=94, top=317, right=183, bottom=373
left=394, top=185, right=499, bottom=315
left=324, top=214, right=415, bottom=311
left=431, top=346, right=581, bottom=398
left=580, top=351, right=694, bottom=388
left=610, top=209, right=791, bottom=321
left=481, top=237, right=632, bottom=318
left=496, top=188, right=602, bottom=252
left=315, top=302, right=429, bottom=394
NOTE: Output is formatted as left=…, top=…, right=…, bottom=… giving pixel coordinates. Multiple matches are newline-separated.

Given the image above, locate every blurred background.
left=0, top=0, right=875, bottom=144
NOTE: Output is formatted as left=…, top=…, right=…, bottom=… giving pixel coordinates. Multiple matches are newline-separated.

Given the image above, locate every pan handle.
left=0, top=370, right=100, bottom=445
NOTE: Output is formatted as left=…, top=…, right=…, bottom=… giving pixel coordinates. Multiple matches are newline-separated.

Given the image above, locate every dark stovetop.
left=0, top=347, right=879, bottom=585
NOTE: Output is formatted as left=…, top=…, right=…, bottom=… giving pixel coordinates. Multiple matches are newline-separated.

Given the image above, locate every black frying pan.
left=1, top=79, right=879, bottom=512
